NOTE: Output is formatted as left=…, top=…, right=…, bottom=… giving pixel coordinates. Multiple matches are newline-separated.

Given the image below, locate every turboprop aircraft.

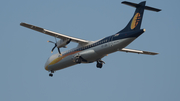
left=20, top=1, right=161, bottom=77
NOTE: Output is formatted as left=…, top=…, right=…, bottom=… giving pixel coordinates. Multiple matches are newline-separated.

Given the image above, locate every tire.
left=49, top=73, right=53, bottom=77
left=96, top=63, right=102, bottom=68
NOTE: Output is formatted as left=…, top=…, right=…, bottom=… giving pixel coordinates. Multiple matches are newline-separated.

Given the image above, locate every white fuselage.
left=45, top=37, right=135, bottom=71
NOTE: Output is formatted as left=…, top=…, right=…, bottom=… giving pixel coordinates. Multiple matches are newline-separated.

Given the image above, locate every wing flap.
left=120, top=48, right=158, bottom=55
left=20, top=22, right=89, bottom=44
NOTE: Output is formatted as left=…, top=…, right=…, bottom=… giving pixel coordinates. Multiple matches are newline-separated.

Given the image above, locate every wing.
left=20, top=22, right=89, bottom=44
left=120, top=48, right=158, bottom=55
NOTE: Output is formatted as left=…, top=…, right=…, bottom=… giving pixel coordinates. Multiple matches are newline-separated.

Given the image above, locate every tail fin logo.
left=131, top=13, right=141, bottom=29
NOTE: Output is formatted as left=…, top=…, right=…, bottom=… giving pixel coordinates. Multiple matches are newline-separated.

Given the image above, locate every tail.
left=119, top=1, right=161, bottom=33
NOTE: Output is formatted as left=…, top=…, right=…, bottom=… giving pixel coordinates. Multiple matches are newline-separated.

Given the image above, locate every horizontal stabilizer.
left=119, top=48, right=159, bottom=55
left=122, top=1, right=161, bottom=12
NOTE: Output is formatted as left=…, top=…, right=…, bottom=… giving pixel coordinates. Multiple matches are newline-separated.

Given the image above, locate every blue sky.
left=1, top=0, right=180, bottom=101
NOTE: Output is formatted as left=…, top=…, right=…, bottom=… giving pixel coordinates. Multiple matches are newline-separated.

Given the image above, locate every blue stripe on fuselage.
left=99, top=29, right=144, bottom=42
left=62, top=29, right=144, bottom=56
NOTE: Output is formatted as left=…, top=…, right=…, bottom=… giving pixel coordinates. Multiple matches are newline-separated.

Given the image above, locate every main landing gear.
left=96, top=60, right=105, bottom=68
left=75, top=57, right=82, bottom=64
left=49, top=70, right=54, bottom=77
left=74, top=56, right=87, bottom=64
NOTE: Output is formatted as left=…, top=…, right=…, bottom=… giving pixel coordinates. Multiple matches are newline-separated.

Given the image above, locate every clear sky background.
left=1, top=0, right=179, bottom=101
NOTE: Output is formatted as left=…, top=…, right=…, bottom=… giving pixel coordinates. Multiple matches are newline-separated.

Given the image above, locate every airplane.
left=20, top=1, right=161, bottom=77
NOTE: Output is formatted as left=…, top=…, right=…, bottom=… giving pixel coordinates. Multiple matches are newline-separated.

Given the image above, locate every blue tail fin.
left=119, top=1, right=161, bottom=33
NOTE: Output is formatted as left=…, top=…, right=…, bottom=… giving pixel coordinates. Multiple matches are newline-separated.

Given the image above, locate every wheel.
left=49, top=73, right=53, bottom=77
left=75, top=57, right=81, bottom=64
left=96, top=63, right=103, bottom=68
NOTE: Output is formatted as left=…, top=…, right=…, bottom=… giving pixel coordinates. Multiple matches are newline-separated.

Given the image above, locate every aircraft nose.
left=44, top=53, right=61, bottom=71
left=45, top=65, right=49, bottom=71
left=44, top=62, right=49, bottom=71
left=44, top=58, right=50, bottom=71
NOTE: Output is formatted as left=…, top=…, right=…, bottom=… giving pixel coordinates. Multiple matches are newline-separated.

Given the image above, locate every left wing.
left=20, top=22, right=89, bottom=44
left=120, top=48, right=158, bottom=55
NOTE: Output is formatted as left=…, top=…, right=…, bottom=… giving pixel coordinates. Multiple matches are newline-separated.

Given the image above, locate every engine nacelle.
left=56, top=39, right=71, bottom=48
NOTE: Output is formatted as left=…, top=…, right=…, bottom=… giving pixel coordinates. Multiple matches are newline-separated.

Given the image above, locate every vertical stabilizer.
left=119, top=1, right=161, bottom=33
left=119, top=1, right=146, bottom=33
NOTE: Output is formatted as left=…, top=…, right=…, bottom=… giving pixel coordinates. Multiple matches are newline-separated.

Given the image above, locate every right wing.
left=20, top=22, right=89, bottom=44
left=120, top=48, right=159, bottom=55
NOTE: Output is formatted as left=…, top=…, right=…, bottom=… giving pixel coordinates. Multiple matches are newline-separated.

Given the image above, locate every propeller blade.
left=58, top=48, right=61, bottom=54
left=51, top=44, right=57, bottom=53
left=55, top=37, right=57, bottom=43
left=66, top=39, right=71, bottom=44
left=58, top=48, right=62, bottom=56
left=48, top=38, right=62, bottom=55
left=47, top=41, right=55, bottom=44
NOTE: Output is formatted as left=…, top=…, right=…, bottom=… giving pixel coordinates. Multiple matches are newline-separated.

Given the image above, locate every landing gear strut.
left=49, top=70, right=54, bottom=77
left=75, top=57, right=82, bottom=64
left=96, top=60, right=105, bottom=68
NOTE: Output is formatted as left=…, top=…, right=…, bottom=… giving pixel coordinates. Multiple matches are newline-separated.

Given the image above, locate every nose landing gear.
left=49, top=70, right=54, bottom=77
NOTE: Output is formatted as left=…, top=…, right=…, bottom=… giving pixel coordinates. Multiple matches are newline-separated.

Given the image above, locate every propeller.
left=47, top=39, right=62, bottom=56
left=66, top=39, right=71, bottom=44
left=47, top=38, right=71, bottom=56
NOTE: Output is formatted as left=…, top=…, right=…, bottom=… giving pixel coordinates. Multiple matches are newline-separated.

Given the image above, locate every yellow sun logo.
left=131, top=13, right=141, bottom=29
